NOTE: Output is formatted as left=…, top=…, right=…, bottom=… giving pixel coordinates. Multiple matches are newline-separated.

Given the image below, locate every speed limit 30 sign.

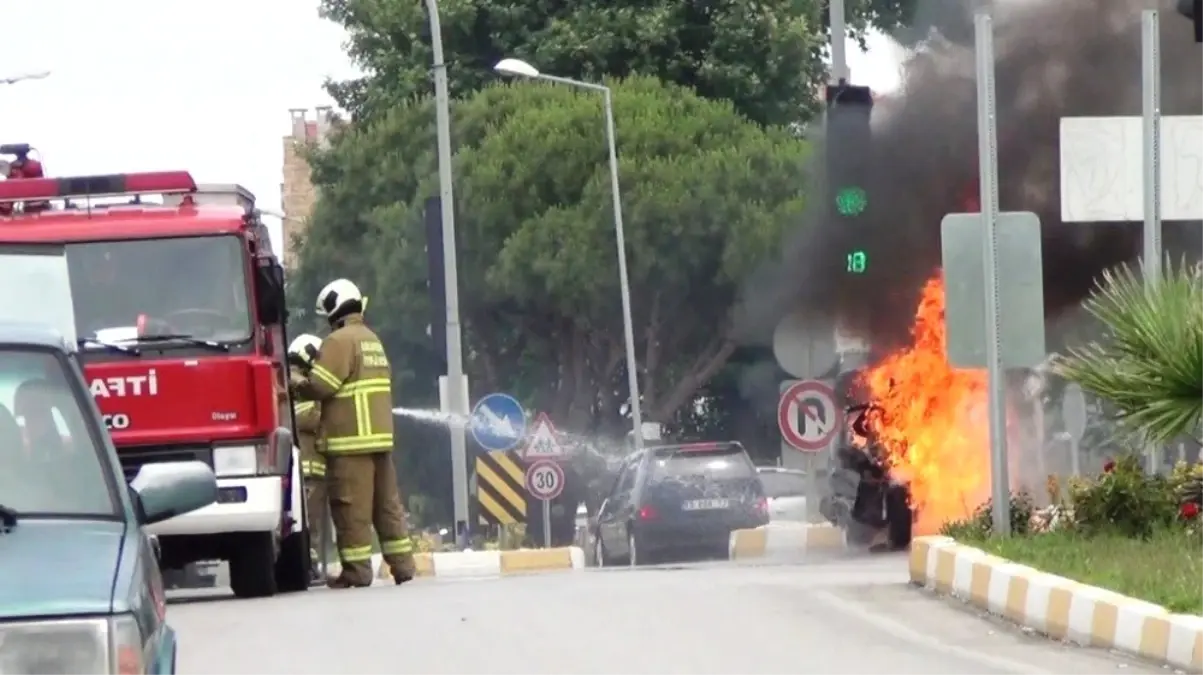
left=524, top=459, right=565, bottom=501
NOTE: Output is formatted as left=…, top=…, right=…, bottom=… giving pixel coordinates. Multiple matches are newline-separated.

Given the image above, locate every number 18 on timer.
left=846, top=250, right=867, bottom=274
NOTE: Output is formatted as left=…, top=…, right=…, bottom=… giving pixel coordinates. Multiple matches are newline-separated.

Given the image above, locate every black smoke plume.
left=753, top=0, right=1202, bottom=352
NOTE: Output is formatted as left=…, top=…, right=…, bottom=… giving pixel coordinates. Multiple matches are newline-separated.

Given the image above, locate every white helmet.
left=287, top=333, right=322, bottom=368
left=314, top=278, right=364, bottom=318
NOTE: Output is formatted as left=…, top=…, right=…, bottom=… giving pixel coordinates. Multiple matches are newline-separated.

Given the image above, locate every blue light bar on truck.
left=0, top=171, right=197, bottom=203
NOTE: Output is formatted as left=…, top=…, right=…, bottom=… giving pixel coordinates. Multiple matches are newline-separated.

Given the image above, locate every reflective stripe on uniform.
left=301, top=459, right=326, bottom=477
left=380, top=537, right=414, bottom=555
left=326, top=434, right=393, bottom=452
left=326, top=377, right=393, bottom=453
left=294, top=400, right=316, bottom=415
left=340, top=544, right=374, bottom=563
left=310, top=363, right=343, bottom=391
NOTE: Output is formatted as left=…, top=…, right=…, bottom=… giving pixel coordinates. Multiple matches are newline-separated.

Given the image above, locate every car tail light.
left=638, top=505, right=658, bottom=521
left=675, top=442, right=725, bottom=452
left=753, top=497, right=768, bottom=514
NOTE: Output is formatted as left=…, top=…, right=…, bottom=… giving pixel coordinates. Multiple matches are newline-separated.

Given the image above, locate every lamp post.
left=0, top=71, right=50, bottom=86
left=424, top=0, right=471, bottom=547
left=493, top=58, right=645, bottom=449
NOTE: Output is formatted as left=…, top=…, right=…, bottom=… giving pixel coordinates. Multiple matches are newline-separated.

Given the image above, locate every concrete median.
left=354, top=547, right=587, bottom=581
left=727, top=522, right=847, bottom=560
left=909, top=535, right=1203, bottom=671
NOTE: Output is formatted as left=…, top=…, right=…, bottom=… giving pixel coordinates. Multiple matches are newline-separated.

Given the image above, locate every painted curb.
left=728, top=522, right=846, bottom=560
left=909, top=535, right=1203, bottom=671
left=344, top=547, right=586, bottom=581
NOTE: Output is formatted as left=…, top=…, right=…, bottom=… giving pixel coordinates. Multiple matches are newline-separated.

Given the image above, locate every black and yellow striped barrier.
left=475, top=450, right=527, bottom=525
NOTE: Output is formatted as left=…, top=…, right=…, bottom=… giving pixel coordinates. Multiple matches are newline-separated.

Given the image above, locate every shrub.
left=940, top=491, right=1034, bottom=538
left=1068, top=454, right=1177, bottom=538
left=1171, top=461, right=1203, bottom=508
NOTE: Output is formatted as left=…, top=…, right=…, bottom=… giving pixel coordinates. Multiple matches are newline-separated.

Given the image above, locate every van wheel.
left=229, top=532, right=278, bottom=599
left=275, top=529, right=311, bottom=593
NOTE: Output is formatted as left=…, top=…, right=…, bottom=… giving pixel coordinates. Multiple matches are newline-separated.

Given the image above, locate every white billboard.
left=1059, top=115, right=1203, bottom=222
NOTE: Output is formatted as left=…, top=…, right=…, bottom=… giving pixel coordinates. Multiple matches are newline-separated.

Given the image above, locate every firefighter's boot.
left=325, top=574, right=372, bottom=589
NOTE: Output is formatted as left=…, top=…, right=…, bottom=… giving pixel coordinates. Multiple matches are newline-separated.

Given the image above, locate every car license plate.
left=683, top=499, right=729, bottom=511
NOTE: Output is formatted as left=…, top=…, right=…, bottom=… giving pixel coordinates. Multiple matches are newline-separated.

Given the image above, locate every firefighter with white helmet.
left=287, top=332, right=328, bottom=582
left=290, top=279, right=416, bottom=588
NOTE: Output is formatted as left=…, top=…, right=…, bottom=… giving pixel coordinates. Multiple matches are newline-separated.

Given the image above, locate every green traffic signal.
left=846, top=250, right=867, bottom=274
left=835, top=186, right=868, bottom=216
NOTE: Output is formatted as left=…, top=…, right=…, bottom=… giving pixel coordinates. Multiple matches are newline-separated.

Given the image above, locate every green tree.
left=318, top=0, right=927, bottom=126
left=1054, top=261, right=1202, bottom=445
left=292, top=76, right=808, bottom=439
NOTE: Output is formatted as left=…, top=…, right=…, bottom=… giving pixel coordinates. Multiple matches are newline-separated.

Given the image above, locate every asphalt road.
left=168, top=554, right=1163, bottom=674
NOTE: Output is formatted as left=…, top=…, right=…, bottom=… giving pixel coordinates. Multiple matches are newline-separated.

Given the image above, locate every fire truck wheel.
left=275, top=528, right=312, bottom=593
left=229, top=532, right=278, bottom=599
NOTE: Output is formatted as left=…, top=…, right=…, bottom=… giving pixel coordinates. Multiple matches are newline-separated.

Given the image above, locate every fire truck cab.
left=0, top=157, right=311, bottom=599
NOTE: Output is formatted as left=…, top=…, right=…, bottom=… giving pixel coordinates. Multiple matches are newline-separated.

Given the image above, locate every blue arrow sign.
left=469, top=393, right=527, bottom=452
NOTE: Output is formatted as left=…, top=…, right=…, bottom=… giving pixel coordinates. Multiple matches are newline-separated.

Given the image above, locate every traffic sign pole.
left=467, top=393, right=527, bottom=550
left=1141, top=10, right=1165, bottom=476
left=525, top=458, right=565, bottom=549
left=975, top=11, right=1012, bottom=536
left=779, top=379, right=840, bottom=524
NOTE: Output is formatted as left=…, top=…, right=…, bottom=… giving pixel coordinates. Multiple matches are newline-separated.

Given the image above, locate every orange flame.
left=858, top=272, right=992, bottom=534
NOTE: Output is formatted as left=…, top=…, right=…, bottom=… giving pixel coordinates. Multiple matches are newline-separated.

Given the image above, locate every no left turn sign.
left=778, top=379, right=841, bottom=452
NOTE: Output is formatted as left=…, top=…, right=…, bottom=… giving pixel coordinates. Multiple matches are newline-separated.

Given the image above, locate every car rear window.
left=758, top=471, right=809, bottom=499
left=647, top=444, right=758, bottom=496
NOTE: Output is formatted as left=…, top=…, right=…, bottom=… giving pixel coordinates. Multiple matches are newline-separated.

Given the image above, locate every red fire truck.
left=0, top=147, right=311, bottom=598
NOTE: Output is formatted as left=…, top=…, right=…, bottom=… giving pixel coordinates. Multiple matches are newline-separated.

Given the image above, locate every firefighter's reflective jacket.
left=291, top=314, right=394, bottom=454
left=294, top=398, right=325, bottom=478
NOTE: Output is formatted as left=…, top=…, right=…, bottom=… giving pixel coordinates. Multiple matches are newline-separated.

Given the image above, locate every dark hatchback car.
left=592, top=442, right=769, bottom=566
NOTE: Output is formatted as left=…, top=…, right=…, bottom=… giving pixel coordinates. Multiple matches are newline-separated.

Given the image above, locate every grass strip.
left=955, top=528, right=1203, bottom=614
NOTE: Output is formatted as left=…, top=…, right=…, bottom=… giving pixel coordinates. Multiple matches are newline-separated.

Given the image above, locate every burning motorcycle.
left=819, top=402, right=914, bottom=551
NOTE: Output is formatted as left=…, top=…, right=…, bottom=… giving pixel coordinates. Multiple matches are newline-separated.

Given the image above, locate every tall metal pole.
left=974, top=11, right=1011, bottom=536
left=602, top=88, right=645, bottom=450
left=1140, top=10, right=1163, bottom=475
left=426, top=0, right=471, bottom=547
left=829, top=0, right=849, bottom=82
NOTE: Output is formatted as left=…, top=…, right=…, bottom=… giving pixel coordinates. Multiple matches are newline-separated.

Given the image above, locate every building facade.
left=280, top=106, right=334, bottom=270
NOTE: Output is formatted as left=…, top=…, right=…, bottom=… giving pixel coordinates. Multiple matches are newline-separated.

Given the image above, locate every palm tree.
left=1054, top=260, right=1202, bottom=446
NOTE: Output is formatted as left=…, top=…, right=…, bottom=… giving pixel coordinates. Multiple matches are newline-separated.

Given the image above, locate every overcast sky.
left=0, top=1, right=902, bottom=256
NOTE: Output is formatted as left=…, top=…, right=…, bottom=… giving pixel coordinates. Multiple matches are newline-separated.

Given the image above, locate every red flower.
left=1181, top=502, right=1200, bottom=520
left=1103, top=460, right=1116, bottom=474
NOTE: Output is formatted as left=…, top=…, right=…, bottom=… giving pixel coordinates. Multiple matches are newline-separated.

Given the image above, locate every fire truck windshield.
left=67, top=235, right=252, bottom=346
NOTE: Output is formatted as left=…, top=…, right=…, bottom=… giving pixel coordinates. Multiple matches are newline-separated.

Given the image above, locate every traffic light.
left=826, top=83, right=874, bottom=274
left=1179, top=0, right=1202, bottom=42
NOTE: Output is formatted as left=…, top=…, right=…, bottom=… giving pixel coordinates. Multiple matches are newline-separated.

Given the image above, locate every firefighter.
left=287, top=333, right=328, bottom=582
left=290, top=278, right=416, bottom=588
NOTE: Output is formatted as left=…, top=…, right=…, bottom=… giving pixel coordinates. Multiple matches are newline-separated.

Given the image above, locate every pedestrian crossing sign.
left=521, top=412, right=564, bottom=460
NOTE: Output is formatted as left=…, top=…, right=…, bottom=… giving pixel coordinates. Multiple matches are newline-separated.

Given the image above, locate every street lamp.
left=493, top=58, right=645, bottom=450
left=0, top=71, right=50, bottom=86
left=423, top=0, right=471, bottom=549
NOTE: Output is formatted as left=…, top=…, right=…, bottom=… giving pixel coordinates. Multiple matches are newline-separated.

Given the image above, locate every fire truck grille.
left=119, top=445, right=213, bottom=483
